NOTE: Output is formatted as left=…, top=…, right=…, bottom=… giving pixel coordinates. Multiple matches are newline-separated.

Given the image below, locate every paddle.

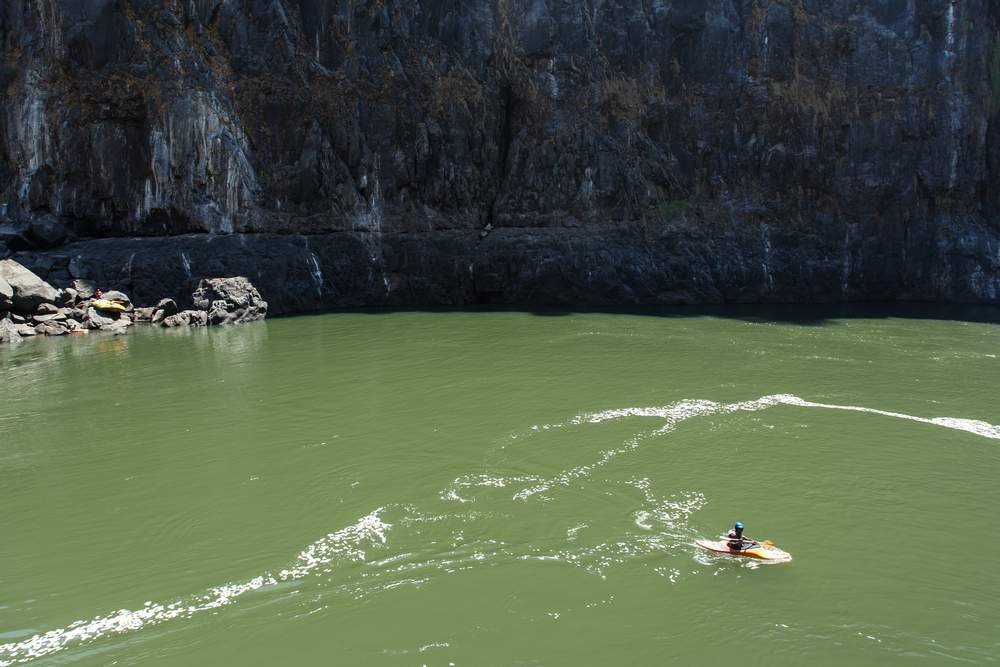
left=719, top=536, right=773, bottom=548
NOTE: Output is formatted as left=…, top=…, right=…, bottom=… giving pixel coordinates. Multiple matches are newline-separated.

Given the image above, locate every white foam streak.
left=779, top=395, right=1000, bottom=440
left=577, top=393, right=1000, bottom=441
left=511, top=394, right=1000, bottom=501
left=5, top=394, right=997, bottom=664
left=0, top=510, right=390, bottom=666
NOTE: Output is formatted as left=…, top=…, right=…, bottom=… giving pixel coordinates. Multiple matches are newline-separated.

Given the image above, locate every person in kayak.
left=727, top=522, right=749, bottom=551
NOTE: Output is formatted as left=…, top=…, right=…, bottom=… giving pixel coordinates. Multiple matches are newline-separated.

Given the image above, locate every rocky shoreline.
left=0, top=259, right=266, bottom=345
left=4, top=218, right=999, bottom=322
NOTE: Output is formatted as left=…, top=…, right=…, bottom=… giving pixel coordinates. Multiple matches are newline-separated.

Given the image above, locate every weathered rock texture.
left=0, top=258, right=140, bottom=341
left=0, top=258, right=60, bottom=311
left=2, top=1, right=999, bottom=308
left=193, top=277, right=268, bottom=324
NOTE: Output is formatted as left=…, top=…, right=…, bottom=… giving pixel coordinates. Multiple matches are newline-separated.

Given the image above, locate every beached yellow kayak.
left=91, top=299, right=128, bottom=312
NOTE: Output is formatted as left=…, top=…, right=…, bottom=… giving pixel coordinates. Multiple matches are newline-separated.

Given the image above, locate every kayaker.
left=726, top=522, right=746, bottom=550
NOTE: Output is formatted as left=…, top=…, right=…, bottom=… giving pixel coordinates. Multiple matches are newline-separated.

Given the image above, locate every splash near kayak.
left=695, top=539, right=792, bottom=562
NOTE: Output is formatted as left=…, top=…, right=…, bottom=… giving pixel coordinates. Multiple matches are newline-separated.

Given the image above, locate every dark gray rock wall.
left=2, top=1, right=999, bottom=306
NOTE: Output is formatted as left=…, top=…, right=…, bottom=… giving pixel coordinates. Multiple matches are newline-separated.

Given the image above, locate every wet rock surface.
left=1, top=2, right=999, bottom=305
left=85, top=307, right=115, bottom=330
left=0, top=317, right=21, bottom=345
left=34, top=321, right=68, bottom=336
left=162, top=310, right=209, bottom=328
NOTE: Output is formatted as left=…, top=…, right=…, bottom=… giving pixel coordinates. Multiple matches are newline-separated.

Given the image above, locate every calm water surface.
left=1, top=308, right=998, bottom=665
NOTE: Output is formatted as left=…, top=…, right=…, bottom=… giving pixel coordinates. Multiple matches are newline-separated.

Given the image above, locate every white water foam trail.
left=515, top=479, right=708, bottom=578
left=503, top=394, right=1000, bottom=501
left=0, top=510, right=391, bottom=666
left=777, top=395, right=1000, bottom=441
left=6, top=396, right=998, bottom=663
left=576, top=394, right=1000, bottom=441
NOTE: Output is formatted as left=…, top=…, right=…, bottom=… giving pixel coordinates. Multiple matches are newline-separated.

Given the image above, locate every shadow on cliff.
left=276, top=303, right=1000, bottom=326
left=524, top=303, right=1000, bottom=326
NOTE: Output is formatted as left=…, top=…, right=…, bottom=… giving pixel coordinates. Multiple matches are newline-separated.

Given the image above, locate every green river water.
left=1, top=307, right=998, bottom=665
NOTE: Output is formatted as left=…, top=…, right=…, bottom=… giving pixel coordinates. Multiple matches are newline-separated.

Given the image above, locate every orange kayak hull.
left=695, top=539, right=792, bottom=561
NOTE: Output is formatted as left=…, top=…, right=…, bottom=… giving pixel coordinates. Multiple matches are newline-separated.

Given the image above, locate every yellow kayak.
left=695, top=539, right=792, bottom=561
left=92, top=299, right=128, bottom=312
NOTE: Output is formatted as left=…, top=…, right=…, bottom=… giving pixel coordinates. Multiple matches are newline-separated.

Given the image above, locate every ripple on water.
left=4, top=393, right=998, bottom=664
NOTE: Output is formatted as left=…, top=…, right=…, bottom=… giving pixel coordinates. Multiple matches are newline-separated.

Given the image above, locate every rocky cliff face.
left=2, top=0, right=999, bottom=312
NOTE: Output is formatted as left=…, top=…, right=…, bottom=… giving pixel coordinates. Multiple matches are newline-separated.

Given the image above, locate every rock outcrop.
left=1, top=2, right=999, bottom=306
left=162, top=310, right=209, bottom=328
left=192, top=278, right=268, bottom=325
left=0, top=317, right=21, bottom=345
left=0, top=275, right=12, bottom=311
left=0, top=258, right=137, bottom=342
left=0, top=254, right=267, bottom=344
left=0, top=259, right=61, bottom=312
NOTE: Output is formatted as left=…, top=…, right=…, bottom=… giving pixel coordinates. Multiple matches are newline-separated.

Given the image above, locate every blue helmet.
left=734, top=522, right=744, bottom=529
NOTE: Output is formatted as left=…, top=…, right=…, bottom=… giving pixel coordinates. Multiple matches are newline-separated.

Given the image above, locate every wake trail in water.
left=5, top=394, right=996, bottom=664
left=448, top=394, right=1000, bottom=502
left=575, top=394, right=1000, bottom=440
left=0, top=510, right=391, bottom=666
left=778, top=395, right=1000, bottom=440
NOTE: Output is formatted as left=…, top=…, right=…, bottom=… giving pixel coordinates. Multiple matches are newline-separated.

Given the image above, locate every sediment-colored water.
left=2, top=308, right=998, bottom=665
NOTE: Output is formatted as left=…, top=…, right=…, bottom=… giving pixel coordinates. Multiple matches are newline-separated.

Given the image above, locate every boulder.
left=60, top=287, right=79, bottom=306
left=14, top=254, right=54, bottom=280
left=36, top=302, right=59, bottom=315
left=101, top=290, right=132, bottom=308
left=155, top=298, right=178, bottom=316
left=33, top=311, right=66, bottom=323
left=103, top=319, right=131, bottom=335
left=0, top=259, right=61, bottom=312
left=72, top=279, right=97, bottom=299
left=64, top=318, right=80, bottom=330
left=162, top=309, right=209, bottom=328
left=191, top=277, right=267, bottom=325
left=0, top=318, right=22, bottom=344
left=10, top=313, right=26, bottom=323
left=15, top=323, right=36, bottom=336
left=0, top=276, right=12, bottom=311
left=35, top=320, right=69, bottom=336
left=150, top=298, right=179, bottom=324
left=133, top=307, right=155, bottom=322
left=26, top=218, right=68, bottom=249
left=0, top=224, right=30, bottom=252
left=86, top=307, right=116, bottom=329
